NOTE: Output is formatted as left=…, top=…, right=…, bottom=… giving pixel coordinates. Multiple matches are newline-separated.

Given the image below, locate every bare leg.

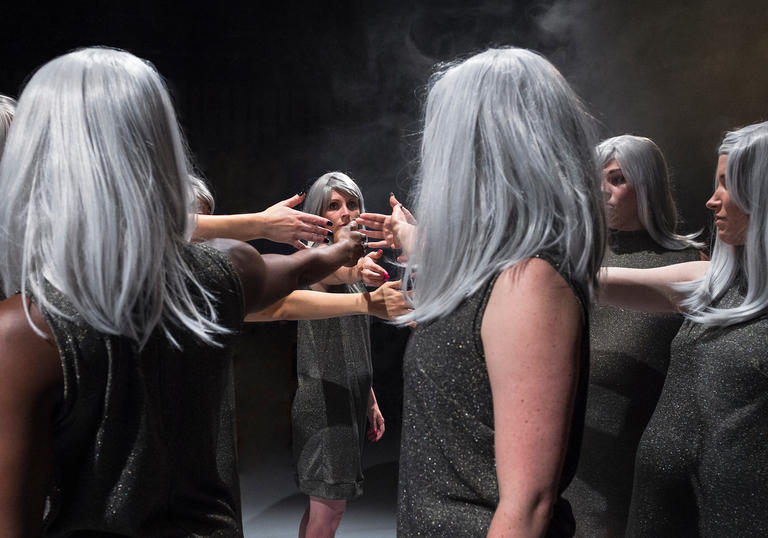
left=298, top=496, right=347, bottom=538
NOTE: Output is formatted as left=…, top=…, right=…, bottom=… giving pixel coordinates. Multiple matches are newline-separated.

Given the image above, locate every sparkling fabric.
left=564, top=230, right=701, bottom=537
left=626, top=280, right=768, bottom=537
left=40, top=244, right=245, bottom=537
left=293, top=283, right=372, bottom=500
left=397, top=253, right=589, bottom=537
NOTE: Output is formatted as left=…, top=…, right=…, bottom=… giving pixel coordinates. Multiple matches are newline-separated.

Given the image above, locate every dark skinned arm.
left=0, top=295, right=62, bottom=537
left=206, top=225, right=364, bottom=313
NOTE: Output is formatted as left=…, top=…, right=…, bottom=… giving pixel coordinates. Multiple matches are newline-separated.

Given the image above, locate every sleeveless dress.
left=397, top=253, right=590, bottom=537
left=563, top=229, right=701, bottom=537
left=292, top=283, right=373, bottom=500
left=626, top=280, right=768, bottom=537
left=39, top=244, right=245, bottom=537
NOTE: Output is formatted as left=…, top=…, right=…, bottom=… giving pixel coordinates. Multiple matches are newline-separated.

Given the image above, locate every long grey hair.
left=400, top=47, right=605, bottom=324
left=0, top=93, right=16, bottom=160
left=0, top=47, right=228, bottom=348
left=597, top=135, right=703, bottom=249
left=678, top=122, right=768, bottom=327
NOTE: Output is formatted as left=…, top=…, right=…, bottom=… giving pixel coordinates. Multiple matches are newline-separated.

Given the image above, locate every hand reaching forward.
left=258, top=193, right=332, bottom=249
left=357, top=194, right=416, bottom=257
left=367, top=390, right=385, bottom=442
left=357, top=248, right=390, bottom=287
left=367, top=280, right=413, bottom=320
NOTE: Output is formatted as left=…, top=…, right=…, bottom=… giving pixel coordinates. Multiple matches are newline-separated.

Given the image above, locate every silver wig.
left=190, top=174, right=215, bottom=215
left=400, top=47, right=605, bottom=324
left=0, top=47, right=227, bottom=348
left=303, top=171, right=365, bottom=218
left=678, top=121, right=768, bottom=327
left=597, top=135, right=703, bottom=249
left=0, top=93, right=16, bottom=160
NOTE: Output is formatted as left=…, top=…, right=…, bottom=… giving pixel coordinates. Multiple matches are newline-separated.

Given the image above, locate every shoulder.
left=494, top=257, right=575, bottom=302
left=0, top=295, right=62, bottom=410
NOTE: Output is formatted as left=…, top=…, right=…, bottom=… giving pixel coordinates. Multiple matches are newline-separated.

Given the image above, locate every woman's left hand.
left=357, top=249, right=389, bottom=286
left=367, top=393, right=385, bottom=442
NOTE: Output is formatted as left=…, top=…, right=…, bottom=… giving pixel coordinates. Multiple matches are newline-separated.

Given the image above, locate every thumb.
left=389, top=192, right=400, bottom=209
left=368, top=248, right=384, bottom=261
left=282, top=192, right=305, bottom=208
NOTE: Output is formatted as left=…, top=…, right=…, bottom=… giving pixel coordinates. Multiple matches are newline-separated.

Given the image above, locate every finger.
left=364, top=262, right=389, bottom=278
left=298, top=212, right=334, bottom=228
left=357, top=213, right=388, bottom=225
left=292, top=240, right=308, bottom=250
left=368, top=248, right=384, bottom=260
left=364, top=239, right=388, bottom=249
left=402, top=206, right=416, bottom=223
left=299, top=224, right=332, bottom=238
left=389, top=193, right=400, bottom=209
left=281, top=193, right=305, bottom=208
left=359, top=229, right=386, bottom=239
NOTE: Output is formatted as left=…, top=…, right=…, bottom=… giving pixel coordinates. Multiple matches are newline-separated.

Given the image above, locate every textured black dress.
left=39, top=244, right=246, bottom=537
left=563, top=230, right=701, bottom=537
left=626, top=280, right=768, bottom=537
left=398, top=254, right=589, bottom=537
left=293, top=283, right=372, bottom=500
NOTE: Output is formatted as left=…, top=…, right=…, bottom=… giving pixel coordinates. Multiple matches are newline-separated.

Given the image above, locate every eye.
left=607, top=174, right=626, bottom=187
left=328, top=202, right=339, bottom=210
left=348, top=201, right=359, bottom=211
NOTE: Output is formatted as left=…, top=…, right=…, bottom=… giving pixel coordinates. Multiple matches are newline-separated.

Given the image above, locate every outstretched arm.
left=482, top=259, right=581, bottom=537
left=245, top=280, right=411, bottom=321
left=318, top=248, right=390, bottom=287
left=598, top=261, right=709, bottom=313
left=193, top=193, right=332, bottom=248
left=0, top=295, right=62, bottom=537
left=209, top=225, right=365, bottom=313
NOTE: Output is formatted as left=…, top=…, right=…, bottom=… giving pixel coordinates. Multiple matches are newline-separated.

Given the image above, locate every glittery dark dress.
left=626, top=280, right=768, bottom=537
left=39, top=244, right=245, bottom=537
left=293, top=283, right=372, bottom=500
left=397, top=254, right=590, bottom=537
left=563, top=230, right=701, bottom=537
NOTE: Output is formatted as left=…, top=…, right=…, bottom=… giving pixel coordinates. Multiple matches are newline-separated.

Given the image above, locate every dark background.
left=3, top=0, right=768, bottom=495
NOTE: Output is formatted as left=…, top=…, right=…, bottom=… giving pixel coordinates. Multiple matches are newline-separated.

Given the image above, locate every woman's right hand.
left=334, top=223, right=366, bottom=267
left=367, top=280, right=413, bottom=320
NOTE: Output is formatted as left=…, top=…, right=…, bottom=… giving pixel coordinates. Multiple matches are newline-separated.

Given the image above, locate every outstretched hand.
left=368, top=280, right=413, bottom=320
left=357, top=194, right=416, bottom=258
left=357, top=249, right=390, bottom=287
left=334, top=223, right=366, bottom=267
left=258, top=193, right=332, bottom=249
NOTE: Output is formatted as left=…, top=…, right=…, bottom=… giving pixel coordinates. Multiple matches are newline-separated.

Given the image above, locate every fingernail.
left=377, top=249, right=383, bottom=254
left=388, top=192, right=394, bottom=198
left=384, top=272, right=390, bottom=279
left=297, top=191, right=305, bottom=197
left=324, top=238, right=330, bottom=244
left=327, top=230, right=334, bottom=236
left=327, top=220, right=333, bottom=226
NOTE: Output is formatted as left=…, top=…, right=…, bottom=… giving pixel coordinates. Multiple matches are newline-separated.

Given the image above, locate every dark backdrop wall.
left=3, top=0, right=768, bottom=464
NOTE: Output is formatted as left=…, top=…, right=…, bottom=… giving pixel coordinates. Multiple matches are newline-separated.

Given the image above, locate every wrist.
left=250, top=212, right=267, bottom=240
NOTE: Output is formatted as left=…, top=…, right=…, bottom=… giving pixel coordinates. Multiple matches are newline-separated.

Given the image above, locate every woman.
left=601, top=122, right=768, bottom=536
left=0, top=47, right=363, bottom=536
left=390, top=47, right=604, bottom=536
left=292, top=171, right=387, bottom=538
left=563, top=135, right=703, bottom=536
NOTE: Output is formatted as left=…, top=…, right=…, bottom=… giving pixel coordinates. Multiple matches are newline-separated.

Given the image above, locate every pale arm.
left=598, top=261, right=709, bottom=313
left=244, top=280, right=411, bottom=321
left=482, top=259, right=582, bottom=537
left=192, top=193, right=332, bottom=248
left=318, top=248, right=389, bottom=287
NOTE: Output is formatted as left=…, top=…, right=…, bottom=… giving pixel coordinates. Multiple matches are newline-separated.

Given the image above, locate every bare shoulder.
left=494, top=257, right=575, bottom=304
left=202, top=238, right=262, bottom=267
left=0, top=295, right=62, bottom=406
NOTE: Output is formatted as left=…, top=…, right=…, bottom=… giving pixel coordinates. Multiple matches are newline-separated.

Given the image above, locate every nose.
left=601, top=179, right=611, bottom=202
left=706, top=190, right=719, bottom=211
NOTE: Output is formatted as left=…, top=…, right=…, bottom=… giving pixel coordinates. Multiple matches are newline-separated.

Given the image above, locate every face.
left=602, top=159, right=643, bottom=231
left=706, top=154, right=749, bottom=246
left=322, top=189, right=360, bottom=235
